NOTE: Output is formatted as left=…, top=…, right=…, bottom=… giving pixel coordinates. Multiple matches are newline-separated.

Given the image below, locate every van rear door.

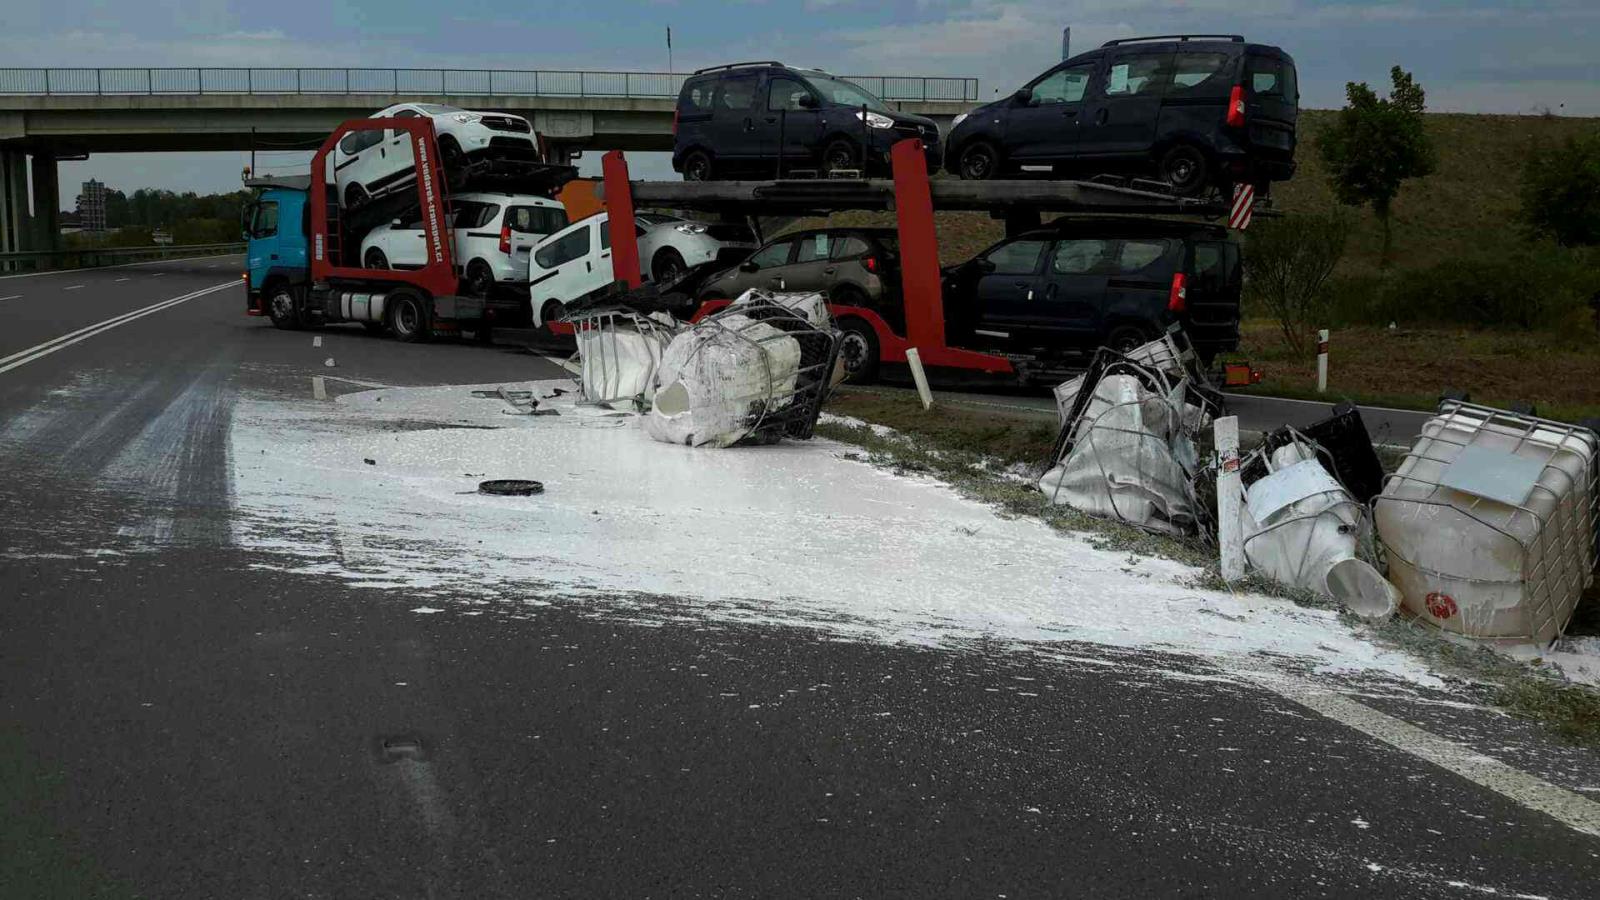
left=1185, top=238, right=1242, bottom=357
left=1243, top=51, right=1298, bottom=161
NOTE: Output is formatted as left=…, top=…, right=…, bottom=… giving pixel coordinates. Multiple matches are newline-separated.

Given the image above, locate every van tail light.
left=1168, top=272, right=1188, bottom=313
left=864, top=256, right=878, bottom=273
left=1227, top=85, right=1246, bottom=127
left=499, top=224, right=512, bottom=255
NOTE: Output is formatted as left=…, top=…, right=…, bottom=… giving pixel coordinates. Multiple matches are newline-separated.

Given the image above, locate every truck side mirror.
left=1013, top=87, right=1034, bottom=106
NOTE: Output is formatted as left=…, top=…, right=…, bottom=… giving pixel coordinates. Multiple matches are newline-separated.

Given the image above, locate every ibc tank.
left=1374, top=402, right=1598, bottom=645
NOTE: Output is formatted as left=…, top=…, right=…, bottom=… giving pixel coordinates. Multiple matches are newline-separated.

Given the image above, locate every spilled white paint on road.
left=229, top=381, right=1437, bottom=686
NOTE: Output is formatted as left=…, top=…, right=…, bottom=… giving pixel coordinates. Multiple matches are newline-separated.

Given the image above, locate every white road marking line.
left=313, top=336, right=322, bottom=348
left=0, top=251, right=244, bottom=281
left=0, top=281, right=237, bottom=376
left=1248, top=671, right=1600, bottom=838
left=115, top=277, right=130, bottom=282
left=312, top=376, right=328, bottom=401
left=63, top=284, right=84, bottom=291
left=319, top=375, right=393, bottom=389
left=0, top=295, right=19, bottom=302
left=151, top=273, right=166, bottom=278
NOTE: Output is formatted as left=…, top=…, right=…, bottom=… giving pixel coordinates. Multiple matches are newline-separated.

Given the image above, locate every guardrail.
left=0, top=242, right=244, bottom=274
left=0, top=68, right=981, bottom=103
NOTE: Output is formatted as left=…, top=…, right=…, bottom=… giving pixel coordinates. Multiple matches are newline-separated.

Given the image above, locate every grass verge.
left=1234, top=318, right=1600, bottom=424
left=820, top=389, right=1600, bottom=745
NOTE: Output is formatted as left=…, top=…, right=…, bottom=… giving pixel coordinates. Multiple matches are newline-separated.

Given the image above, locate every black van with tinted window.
left=942, top=218, right=1242, bottom=369
left=673, top=62, right=942, bottom=180
left=944, top=35, right=1296, bottom=196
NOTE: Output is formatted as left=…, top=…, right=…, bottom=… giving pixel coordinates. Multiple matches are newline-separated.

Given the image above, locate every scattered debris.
left=363, top=458, right=376, bottom=466
left=478, top=479, right=545, bottom=497
left=574, top=310, right=678, bottom=406
left=1238, top=434, right=1399, bottom=619
left=324, top=358, right=337, bottom=368
left=1375, top=401, right=1599, bottom=644
left=645, top=291, right=840, bottom=448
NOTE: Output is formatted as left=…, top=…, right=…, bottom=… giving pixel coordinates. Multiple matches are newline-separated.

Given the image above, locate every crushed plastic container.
left=1241, top=439, right=1400, bottom=619
left=1374, top=401, right=1599, bottom=644
left=644, top=293, right=839, bottom=448
left=1040, top=367, right=1206, bottom=536
left=573, top=311, right=679, bottom=405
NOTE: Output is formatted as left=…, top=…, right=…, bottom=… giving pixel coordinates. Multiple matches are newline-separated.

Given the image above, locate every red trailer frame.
left=309, top=118, right=459, bottom=300
left=601, top=141, right=1013, bottom=376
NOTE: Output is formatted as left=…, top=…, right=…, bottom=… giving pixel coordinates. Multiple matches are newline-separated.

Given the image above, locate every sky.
left=6, top=0, right=1595, bottom=208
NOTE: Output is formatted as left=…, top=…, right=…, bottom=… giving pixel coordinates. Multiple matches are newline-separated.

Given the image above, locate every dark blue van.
left=672, top=62, right=942, bottom=180
left=944, top=35, right=1297, bottom=195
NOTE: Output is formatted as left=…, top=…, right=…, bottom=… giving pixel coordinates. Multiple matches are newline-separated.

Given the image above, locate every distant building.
left=76, top=179, right=108, bottom=233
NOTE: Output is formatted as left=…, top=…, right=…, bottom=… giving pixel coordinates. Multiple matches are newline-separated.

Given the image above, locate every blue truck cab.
left=242, top=176, right=312, bottom=324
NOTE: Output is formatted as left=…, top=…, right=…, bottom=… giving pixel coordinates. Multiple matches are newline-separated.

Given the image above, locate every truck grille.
left=482, top=116, right=532, bottom=133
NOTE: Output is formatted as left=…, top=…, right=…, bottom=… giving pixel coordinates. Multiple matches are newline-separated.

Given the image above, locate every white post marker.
left=905, top=347, right=934, bottom=410
left=312, top=376, right=328, bottom=401
left=1215, top=415, right=1246, bottom=583
left=1316, top=329, right=1330, bottom=393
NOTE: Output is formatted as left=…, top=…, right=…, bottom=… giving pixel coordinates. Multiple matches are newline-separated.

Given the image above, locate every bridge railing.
left=0, top=242, right=243, bottom=275
left=0, top=68, right=980, bottom=102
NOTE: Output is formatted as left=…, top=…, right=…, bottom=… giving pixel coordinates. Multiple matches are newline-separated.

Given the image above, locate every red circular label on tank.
left=1425, top=592, right=1458, bottom=619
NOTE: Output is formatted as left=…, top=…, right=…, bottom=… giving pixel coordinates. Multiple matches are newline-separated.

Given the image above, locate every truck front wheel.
left=387, top=290, right=432, bottom=343
left=267, top=283, right=303, bottom=330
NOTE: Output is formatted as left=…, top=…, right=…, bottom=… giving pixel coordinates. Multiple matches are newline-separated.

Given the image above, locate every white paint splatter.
left=229, top=382, right=1441, bottom=686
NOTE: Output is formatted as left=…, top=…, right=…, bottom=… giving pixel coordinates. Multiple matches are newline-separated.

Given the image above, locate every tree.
left=1317, top=66, right=1437, bottom=267
left=1243, top=210, right=1352, bottom=355
left=1521, top=132, right=1600, bottom=247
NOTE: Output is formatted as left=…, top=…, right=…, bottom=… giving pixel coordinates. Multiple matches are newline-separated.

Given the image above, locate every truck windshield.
left=801, top=74, right=891, bottom=114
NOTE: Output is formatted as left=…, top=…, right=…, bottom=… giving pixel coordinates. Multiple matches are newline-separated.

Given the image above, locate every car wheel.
left=540, top=299, right=566, bottom=328
left=652, top=248, right=687, bottom=285
left=1158, top=144, right=1210, bottom=197
left=344, top=183, right=369, bottom=210
left=958, top=140, right=1001, bottom=181
left=836, top=317, right=881, bottom=384
left=387, top=290, right=431, bottom=343
left=464, top=259, right=495, bottom=298
left=822, top=139, right=861, bottom=177
left=439, top=137, right=468, bottom=188
left=1104, top=323, right=1156, bottom=355
left=682, top=150, right=713, bottom=182
left=364, top=247, right=389, bottom=270
left=267, top=283, right=302, bottom=331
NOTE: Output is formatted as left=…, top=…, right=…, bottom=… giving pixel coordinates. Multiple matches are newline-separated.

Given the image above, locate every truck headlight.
left=451, top=113, right=481, bottom=124
left=855, top=111, right=896, bottom=130
left=674, top=223, right=709, bottom=235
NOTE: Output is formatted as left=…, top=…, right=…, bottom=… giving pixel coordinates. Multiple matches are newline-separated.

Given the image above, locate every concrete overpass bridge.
left=0, top=66, right=981, bottom=256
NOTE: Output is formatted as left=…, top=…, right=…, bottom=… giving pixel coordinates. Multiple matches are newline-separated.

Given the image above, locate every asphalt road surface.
left=4, top=257, right=1600, bottom=898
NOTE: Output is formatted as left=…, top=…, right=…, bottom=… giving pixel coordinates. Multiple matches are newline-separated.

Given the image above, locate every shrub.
left=1371, top=243, right=1599, bottom=330
left=1521, top=132, right=1600, bottom=248
left=1242, top=210, right=1352, bottom=355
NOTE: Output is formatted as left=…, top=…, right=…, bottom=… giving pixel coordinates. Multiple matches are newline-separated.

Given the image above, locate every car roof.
left=1095, top=35, right=1288, bottom=56
left=453, top=191, right=561, bottom=205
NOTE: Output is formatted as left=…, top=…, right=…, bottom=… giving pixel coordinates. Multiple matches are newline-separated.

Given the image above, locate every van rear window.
left=1246, top=55, right=1298, bottom=103
left=679, top=79, right=713, bottom=113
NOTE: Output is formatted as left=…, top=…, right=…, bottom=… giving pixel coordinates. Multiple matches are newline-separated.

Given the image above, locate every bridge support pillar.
left=0, top=150, right=25, bottom=258
left=0, top=151, right=61, bottom=269
left=30, top=153, right=59, bottom=254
